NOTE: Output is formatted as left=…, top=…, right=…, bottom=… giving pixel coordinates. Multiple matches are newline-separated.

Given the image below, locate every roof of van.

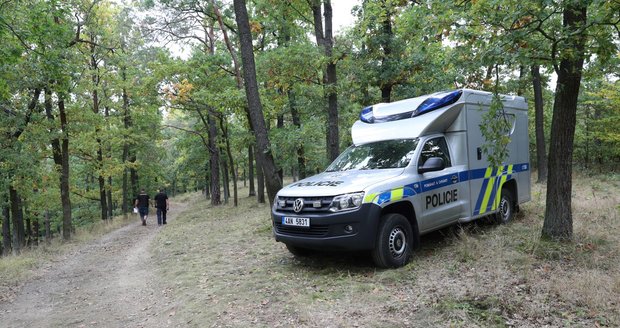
left=351, top=89, right=526, bottom=145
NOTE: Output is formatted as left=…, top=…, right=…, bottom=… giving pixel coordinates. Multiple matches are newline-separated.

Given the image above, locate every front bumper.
left=271, top=203, right=381, bottom=251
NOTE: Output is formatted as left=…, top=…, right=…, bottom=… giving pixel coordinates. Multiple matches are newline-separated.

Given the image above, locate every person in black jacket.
left=154, top=188, right=169, bottom=226
left=134, top=189, right=150, bottom=226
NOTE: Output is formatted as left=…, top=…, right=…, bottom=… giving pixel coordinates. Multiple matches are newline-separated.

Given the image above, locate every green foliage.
left=479, top=92, right=512, bottom=168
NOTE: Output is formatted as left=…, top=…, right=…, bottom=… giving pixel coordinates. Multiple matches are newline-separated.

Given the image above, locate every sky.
left=331, top=0, right=358, bottom=34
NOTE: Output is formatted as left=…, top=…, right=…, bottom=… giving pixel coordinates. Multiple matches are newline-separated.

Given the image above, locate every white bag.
left=133, top=207, right=138, bottom=214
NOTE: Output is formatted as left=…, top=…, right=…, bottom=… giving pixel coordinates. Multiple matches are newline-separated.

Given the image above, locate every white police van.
left=272, top=89, right=531, bottom=268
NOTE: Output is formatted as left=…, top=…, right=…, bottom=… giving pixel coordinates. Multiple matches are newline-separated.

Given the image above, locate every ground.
left=0, top=175, right=619, bottom=327
left=0, top=201, right=188, bottom=328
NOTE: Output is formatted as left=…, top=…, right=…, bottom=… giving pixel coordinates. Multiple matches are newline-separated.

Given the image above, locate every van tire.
left=496, top=188, right=515, bottom=224
left=285, top=244, right=313, bottom=257
left=371, top=213, right=413, bottom=268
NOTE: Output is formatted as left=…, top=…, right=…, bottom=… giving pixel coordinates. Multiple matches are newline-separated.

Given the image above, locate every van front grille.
left=277, top=196, right=334, bottom=213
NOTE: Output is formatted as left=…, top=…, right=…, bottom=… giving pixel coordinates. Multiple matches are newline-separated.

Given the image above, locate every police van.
left=272, top=89, right=531, bottom=268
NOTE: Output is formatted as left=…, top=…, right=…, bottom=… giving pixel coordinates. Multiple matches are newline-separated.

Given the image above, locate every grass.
left=152, top=173, right=620, bottom=327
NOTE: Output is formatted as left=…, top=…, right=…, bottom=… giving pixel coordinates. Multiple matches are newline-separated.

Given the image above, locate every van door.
left=416, top=136, right=465, bottom=230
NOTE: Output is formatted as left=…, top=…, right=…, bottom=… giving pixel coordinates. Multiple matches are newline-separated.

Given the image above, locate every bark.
left=107, top=176, right=113, bottom=219
left=256, top=153, right=265, bottom=204
left=234, top=0, right=282, bottom=207
left=221, top=118, right=238, bottom=206
left=45, top=89, right=72, bottom=239
left=2, top=204, right=10, bottom=255
left=531, top=65, right=548, bottom=183
left=289, top=90, right=306, bottom=179
left=130, top=157, right=138, bottom=201
left=25, top=204, right=32, bottom=246
left=90, top=41, right=108, bottom=221
left=121, top=66, right=131, bottom=215
left=9, top=187, right=25, bottom=253
left=58, top=98, right=72, bottom=239
left=32, top=219, right=39, bottom=246
left=45, top=210, right=51, bottom=244
left=517, top=65, right=526, bottom=96
left=542, top=4, right=587, bottom=240
left=222, top=151, right=230, bottom=204
left=248, top=145, right=256, bottom=196
left=379, top=7, right=393, bottom=103
left=311, top=0, right=339, bottom=162
left=207, top=112, right=221, bottom=205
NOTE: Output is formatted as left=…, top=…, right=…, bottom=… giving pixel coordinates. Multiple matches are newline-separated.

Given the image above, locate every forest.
left=1, top=0, right=619, bottom=255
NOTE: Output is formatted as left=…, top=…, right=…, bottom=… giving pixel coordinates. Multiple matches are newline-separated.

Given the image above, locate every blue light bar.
left=360, top=106, right=374, bottom=123
left=358, top=90, right=463, bottom=124
left=412, top=90, right=462, bottom=117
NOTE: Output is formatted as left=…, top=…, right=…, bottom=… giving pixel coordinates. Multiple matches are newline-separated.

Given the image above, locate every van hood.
left=278, top=169, right=404, bottom=197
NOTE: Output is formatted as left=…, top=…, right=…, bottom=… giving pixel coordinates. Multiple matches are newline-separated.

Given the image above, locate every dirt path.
left=0, top=201, right=187, bottom=328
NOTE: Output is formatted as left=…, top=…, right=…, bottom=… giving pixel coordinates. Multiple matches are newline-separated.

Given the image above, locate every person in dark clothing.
left=134, top=189, right=150, bottom=226
left=154, top=188, right=169, bottom=226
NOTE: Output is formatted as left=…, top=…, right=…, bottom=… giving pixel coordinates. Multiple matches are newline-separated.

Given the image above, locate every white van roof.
left=351, top=89, right=526, bottom=145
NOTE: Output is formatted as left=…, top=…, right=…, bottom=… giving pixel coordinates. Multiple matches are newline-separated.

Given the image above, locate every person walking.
left=134, top=189, right=150, bottom=226
left=154, top=188, right=169, bottom=226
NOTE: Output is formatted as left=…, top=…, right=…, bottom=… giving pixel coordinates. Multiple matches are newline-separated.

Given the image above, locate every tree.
left=233, top=0, right=282, bottom=206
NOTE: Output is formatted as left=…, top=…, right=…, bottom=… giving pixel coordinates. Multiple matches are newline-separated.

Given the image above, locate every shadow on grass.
left=279, top=215, right=505, bottom=271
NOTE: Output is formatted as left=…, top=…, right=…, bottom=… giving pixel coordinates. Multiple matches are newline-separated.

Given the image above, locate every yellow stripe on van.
left=391, top=188, right=404, bottom=201
left=480, top=166, right=502, bottom=214
left=364, top=193, right=377, bottom=204
left=493, top=164, right=514, bottom=210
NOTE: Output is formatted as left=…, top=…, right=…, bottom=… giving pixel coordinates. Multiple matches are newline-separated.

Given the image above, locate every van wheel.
left=371, top=213, right=413, bottom=268
left=285, top=244, right=313, bottom=257
left=496, top=188, right=514, bottom=224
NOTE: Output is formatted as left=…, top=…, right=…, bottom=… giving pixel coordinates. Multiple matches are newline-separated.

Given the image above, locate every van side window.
left=418, top=137, right=452, bottom=168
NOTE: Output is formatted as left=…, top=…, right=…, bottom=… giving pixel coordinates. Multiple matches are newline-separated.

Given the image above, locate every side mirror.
left=418, top=157, right=445, bottom=174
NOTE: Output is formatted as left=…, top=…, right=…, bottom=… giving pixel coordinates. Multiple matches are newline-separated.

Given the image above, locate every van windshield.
left=326, top=139, right=419, bottom=172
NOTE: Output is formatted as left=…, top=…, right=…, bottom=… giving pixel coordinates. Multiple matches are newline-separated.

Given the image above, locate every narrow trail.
left=0, top=200, right=188, bottom=328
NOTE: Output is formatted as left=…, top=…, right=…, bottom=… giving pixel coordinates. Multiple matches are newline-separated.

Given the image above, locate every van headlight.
left=329, top=192, right=365, bottom=212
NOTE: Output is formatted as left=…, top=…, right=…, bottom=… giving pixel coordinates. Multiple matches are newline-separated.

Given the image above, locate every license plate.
left=282, top=216, right=310, bottom=227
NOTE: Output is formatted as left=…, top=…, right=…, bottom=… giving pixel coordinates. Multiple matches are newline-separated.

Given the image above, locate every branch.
left=0, top=17, right=41, bottom=55
left=71, top=190, right=100, bottom=202
left=162, top=124, right=213, bottom=152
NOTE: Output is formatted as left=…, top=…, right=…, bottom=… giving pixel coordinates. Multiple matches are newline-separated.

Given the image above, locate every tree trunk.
left=25, top=203, right=32, bottom=246
left=517, top=65, right=526, bottom=96
left=221, top=118, right=238, bottom=206
left=256, top=148, right=266, bottom=203
left=221, top=151, right=230, bottom=205
left=90, top=40, right=108, bottom=221
left=542, top=4, right=587, bottom=240
left=45, top=210, right=51, bottom=244
left=130, top=156, right=138, bottom=201
left=311, top=0, right=339, bottom=162
left=207, top=112, right=221, bottom=206
left=234, top=0, right=282, bottom=207
left=248, top=145, right=256, bottom=196
left=3, top=203, right=11, bottom=256
left=45, top=89, right=72, bottom=239
left=531, top=65, right=548, bottom=183
left=289, top=90, right=306, bottom=179
left=107, top=176, right=113, bottom=219
left=58, top=98, right=72, bottom=239
left=9, top=187, right=24, bottom=253
left=121, top=66, right=131, bottom=216
left=32, top=219, right=39, bottom=246
left=379, top=6, right=393, bottom=103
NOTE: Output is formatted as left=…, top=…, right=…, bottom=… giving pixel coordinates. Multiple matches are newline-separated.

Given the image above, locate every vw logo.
left=293, top=198, right=304, bottom=213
